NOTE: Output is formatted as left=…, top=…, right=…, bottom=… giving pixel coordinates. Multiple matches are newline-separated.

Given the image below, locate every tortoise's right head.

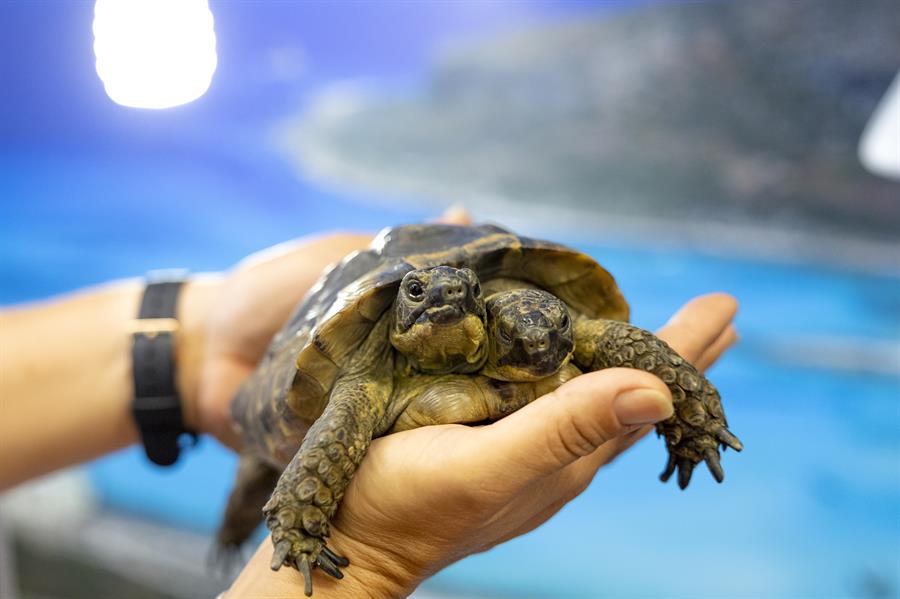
left=482, top=289, right=574, bottom=381
left=390, top=266, right=488, bottom=374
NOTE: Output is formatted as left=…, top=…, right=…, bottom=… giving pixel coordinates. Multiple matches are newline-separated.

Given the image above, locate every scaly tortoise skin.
left=216, top=223, right=741, bottom=594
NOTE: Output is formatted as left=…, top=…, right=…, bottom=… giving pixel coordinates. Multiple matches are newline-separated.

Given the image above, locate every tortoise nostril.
left=523, top=333, right=550, bottom=354
left=442, top=283, right=465, bottom=302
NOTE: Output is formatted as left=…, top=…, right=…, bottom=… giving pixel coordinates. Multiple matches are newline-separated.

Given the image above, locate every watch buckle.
left=128, top=317, right=180, bottom=339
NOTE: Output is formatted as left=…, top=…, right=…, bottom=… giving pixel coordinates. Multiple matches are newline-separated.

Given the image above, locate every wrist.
left=174, top=274, right=223, bottom=435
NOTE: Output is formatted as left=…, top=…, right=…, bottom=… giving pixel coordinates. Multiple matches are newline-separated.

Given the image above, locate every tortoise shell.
left=232, top=224, right=628, bottom=457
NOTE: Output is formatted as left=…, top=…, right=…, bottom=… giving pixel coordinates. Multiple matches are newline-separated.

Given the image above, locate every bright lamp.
left=93, top=0, right=217, bottom=109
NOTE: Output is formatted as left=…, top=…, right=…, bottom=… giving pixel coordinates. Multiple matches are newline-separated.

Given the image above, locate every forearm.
left=0, top=280, right=143, bottom=489
left=0, top=232, right=374, bottom=490
left=0, top=275, right=224, bottom=489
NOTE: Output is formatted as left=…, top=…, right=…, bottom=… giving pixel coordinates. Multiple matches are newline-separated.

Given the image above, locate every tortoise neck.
left=390, top=313, right=488, bottom=375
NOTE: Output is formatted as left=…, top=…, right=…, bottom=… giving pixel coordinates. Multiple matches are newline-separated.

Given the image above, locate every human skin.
left=0, top=231, right=370, bottom=489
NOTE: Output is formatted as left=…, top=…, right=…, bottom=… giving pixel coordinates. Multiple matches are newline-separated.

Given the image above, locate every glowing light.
left=859, top=72, right=900, bottom=180
left=93, top=0, right=217, bottom=109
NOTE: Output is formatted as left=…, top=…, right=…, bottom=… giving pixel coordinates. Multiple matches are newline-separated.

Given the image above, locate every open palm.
left=194, top=233, right=372, bottom=447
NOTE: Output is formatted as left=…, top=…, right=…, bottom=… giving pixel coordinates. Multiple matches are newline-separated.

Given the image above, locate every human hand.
left=177, top=208, right=472, bottom=448
left=177, top=232, right=373, bottom=448
left=223, top=293, right=739, bottom=598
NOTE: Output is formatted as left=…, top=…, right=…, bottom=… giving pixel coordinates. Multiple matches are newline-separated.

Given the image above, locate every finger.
left=694, top=324, right=739, bottom=372
left=543, top=424, right=652, bottom=503
left=578, top=423, right=654, bottom=472
left=656, top=293, right=738, bottom=363
left=462, top=369, right=672, bottom=494
left=485, top=424, right=651, bottom=544
left=233, top=234, right=371, bottom=273
left=488, top=494, right=569, bottom=548
left=434, top=203, right=472, bottom=225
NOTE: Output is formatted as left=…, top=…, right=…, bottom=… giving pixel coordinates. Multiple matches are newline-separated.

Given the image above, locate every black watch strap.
left=132, top=277, right=197, bottom=466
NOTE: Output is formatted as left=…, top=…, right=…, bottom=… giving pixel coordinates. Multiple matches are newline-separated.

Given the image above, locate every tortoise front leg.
left=263, top=368, right=392, bottom=595
left=573, top=318, right=742, bottom=488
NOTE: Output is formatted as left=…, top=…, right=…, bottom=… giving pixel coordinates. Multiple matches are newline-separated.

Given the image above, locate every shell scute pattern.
left=234, top=224, right=630, bottom=443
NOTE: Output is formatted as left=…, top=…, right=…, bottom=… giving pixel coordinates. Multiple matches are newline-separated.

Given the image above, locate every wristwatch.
left=131, top=272, right=197, bottom=466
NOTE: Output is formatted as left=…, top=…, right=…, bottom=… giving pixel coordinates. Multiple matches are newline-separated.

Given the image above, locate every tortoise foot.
left=581, top=320, right=741, bottom=488
left=265, top=483, right=351, bottom=596
left=658, top=433, right=739, bottom=489
left=268, top=526, right=349, bottom=596
left=656, top=378, right=742, bottom=489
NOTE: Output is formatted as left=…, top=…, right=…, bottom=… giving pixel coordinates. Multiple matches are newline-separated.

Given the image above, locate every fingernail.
left=614, top=388, right=673, bottom=425
left=441, top=203, right=470, bottom=222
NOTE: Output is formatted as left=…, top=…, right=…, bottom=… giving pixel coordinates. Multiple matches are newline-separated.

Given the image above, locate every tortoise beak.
left=406, top=277, right=479, bottom=327
left=417, top=304, right=464, bottom=325
left=498, top=329, right=573, bottom=377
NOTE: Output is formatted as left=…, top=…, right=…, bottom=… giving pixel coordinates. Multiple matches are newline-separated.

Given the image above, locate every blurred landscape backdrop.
left=284, top=0, right=900, bottom=268
left=1, top=1, right=898, bottom=598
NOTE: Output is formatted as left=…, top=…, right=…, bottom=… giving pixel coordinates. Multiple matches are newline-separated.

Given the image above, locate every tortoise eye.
left=561, top=314, right=570, bottom=328
left=407, top=281, right=424, bottom=300
left=473, top=282, right=482, bottom=297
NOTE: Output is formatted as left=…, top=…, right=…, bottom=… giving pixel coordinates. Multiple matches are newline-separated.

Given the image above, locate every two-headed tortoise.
left=216, top=223, right=741, bottom=595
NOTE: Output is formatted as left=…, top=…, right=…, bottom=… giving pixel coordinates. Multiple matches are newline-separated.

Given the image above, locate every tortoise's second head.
left=484, top=289, right=574, bottom=381
left=390, top=266, right=488, bottom=374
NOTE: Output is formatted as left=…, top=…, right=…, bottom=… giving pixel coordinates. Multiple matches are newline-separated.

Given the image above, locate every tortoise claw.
left=716, top=428, right=743, bottom=452
left=270, top=540, right=291, bottom=571
left=316, top=551, right=344, bottom=580
left=704, top=448, right=725, bottom=483
left=659, top=453, right=677, bottom=482
left=321, top=545, right=350, bottom=568
left=677, top=458, right=695, bottom=490
left=299, top=554, right=313, bottom=597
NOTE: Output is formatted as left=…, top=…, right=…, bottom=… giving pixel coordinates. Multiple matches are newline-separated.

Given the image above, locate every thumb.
left=434, top=203, right=472, bottom=225
left=472, top=369, right=673, bottom=488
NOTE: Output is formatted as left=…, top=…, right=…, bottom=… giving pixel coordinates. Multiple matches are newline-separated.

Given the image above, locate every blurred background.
left=1, top=1, right=898, bottom=598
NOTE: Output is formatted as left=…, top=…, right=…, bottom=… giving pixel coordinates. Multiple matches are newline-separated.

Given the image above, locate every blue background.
left=2, top=2, right=898, bottom=598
